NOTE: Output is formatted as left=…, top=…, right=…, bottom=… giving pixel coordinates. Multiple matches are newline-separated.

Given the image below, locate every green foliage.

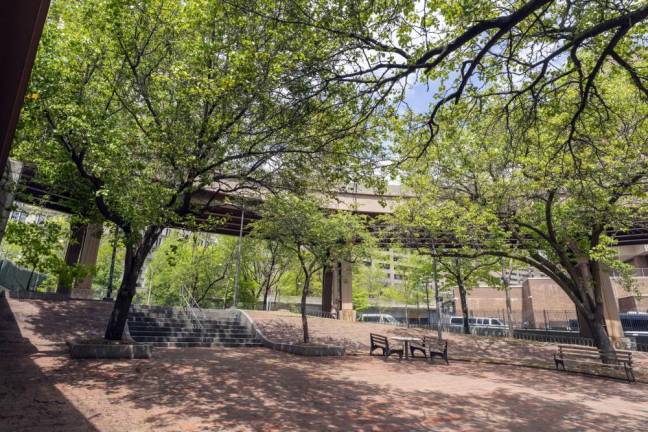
left=253, top=194, right=375, bottom=275
left=392, top=69, right=647, bottom=345
left=92, top=229, right=125, bottom=298
left=142, top=232, right=242, bottom=307
left=253, top=193, right=374, bottom=341
left=3, top=219, right=87, bottom=290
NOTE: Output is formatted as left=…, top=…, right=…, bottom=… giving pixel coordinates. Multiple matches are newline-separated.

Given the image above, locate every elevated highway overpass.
left=5, top=161, right=648, bottom=340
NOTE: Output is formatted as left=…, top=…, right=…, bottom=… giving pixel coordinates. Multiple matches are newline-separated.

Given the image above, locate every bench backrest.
left=370, top=333, right=389, bottom=347
left=557, top=345, right=633, bottom=364
left=423, top=336, right=447, bottom=349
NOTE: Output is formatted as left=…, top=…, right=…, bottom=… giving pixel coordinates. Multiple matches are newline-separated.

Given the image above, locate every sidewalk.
left=247, top=310, right=648, bottom=378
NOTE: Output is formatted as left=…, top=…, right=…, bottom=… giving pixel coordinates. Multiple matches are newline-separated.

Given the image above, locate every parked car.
left=449, top=316, right=507, bottom=328
left=359, top=313, right=401, bottom=325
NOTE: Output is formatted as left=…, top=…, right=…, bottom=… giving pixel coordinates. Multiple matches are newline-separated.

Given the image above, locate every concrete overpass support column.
left=71, top=223, right=103, bottom=299
left=57, top=222, right=85, bottom=295
left=322, top=266, right=334, bottom=313
left=598, top=265, right=628, bottom=348
left=339, top=261, right=355, bottom=321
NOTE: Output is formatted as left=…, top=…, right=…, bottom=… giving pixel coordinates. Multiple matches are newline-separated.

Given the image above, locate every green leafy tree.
left=3, top=219, right=87, bottom=291
left=253, top=1, right=648, bottom=149
left=241, top=238, right=291, bottom=309
left=352, top=262, right=389, bottom=312
left=252, top=194, right=374, bottom=343
left=16, top=0, right=385, bottom=339
left=394, top=71, right=647, bottom=351
left=145, top=232, right=238, bottom=307
left=436, top=256, right=500, bottom=334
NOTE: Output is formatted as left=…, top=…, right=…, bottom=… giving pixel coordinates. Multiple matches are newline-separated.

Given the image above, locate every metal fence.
left=234, top=301, right=337, bottom=319
left=513, top=329, right=594, bottom=346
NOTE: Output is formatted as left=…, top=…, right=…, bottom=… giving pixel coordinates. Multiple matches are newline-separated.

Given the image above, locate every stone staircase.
left=127, top=306, right=263, bottom=348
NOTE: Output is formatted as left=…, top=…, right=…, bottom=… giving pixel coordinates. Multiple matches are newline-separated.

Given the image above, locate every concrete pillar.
left=67, top=223, right=103, bottom=299
left=57, top=221, right=84, bottom=295
left=321, top=266, right=334, bottom=313
left=0, top=159, right=22, bottom=244
left=598, top=265, right=627, bottom=347
left=339, top=261, right=355, bottom=321
left=521, top=279, right=536, bottom=328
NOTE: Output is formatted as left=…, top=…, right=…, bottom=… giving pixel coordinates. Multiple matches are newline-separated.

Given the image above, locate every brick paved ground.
left=2, top=297, right=648, bottom=431
left=248, top=310, right=648, bottom=373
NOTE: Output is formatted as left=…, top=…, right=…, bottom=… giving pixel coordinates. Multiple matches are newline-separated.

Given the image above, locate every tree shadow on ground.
left=7, top=299, right=648, bottom=431
left=252, top=313, right=648, bottom=374
left=0, top=295, right=100, bottom=432
left=7, top=297, right=112, bottom=344
left=45, top=349, right=648, bottom=431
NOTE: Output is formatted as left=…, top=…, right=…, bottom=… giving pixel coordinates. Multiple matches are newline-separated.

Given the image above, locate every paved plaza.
left=2, top=298, right=648, bottom=431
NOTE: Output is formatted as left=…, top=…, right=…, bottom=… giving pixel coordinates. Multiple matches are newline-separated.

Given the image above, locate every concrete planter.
left=271, top=342, right=345, bottom=357
left=68, top=340, right=152, bottom=359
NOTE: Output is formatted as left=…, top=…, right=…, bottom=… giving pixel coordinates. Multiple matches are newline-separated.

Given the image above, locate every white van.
left=450, top=316, right=506, bottom=328
left=359, top=313, right=400, bottom=325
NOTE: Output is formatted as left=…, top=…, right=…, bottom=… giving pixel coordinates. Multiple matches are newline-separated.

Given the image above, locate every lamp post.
left=103, top=226, right=118, bottom=301
left=232, top=206, right=245, bottom=308
left=431, top=243, right=442, bottom=339
left=501, top=258, right=514, bottom=337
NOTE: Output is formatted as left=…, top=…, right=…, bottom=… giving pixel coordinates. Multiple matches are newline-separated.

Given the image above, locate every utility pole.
left=424, top=279, right=432, bottom=328
left=432, top=244, right=442, bottom=339
left=501, top=258, right=514, bottom=337
left=232, top=206, right=245, bottom=308
left=104, top=226, right=119, bottom=301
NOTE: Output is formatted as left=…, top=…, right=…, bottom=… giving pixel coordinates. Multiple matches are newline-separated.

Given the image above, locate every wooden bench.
left=410, top=336, right=449, bottom=364
left=554, top=344, right=635, bottom=382
left=369, top=333, right=403, bottom=360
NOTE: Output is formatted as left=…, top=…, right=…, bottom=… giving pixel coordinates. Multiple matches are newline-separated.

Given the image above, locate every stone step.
left=143, top=341, right=264, bottom=348
left=129, top=311, right=237, bottom=320
left=132, top=336, right=258, bottom=343
left=129, top=329, right=253, bottom=338
left=127, top=323, right=249, bottom=332
left=127, top=316, right=240, bottom=326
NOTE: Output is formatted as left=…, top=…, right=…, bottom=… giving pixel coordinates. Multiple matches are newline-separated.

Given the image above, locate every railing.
left=237, top=301, right=338, bottom=319
left=179, top=285, right=206, bottom=330
left=513, top=329, right=594, bottom=346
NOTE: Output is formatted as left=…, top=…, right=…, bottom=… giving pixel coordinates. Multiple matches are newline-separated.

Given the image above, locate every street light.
left=103, top=226, right=119, bottom=301
left=232, top=206, right=245, bottom=308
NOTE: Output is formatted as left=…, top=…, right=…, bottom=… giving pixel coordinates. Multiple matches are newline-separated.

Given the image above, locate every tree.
left=436, top=256, right=500, bottom=334
left=242, top=239, right=291, bottom=309
left=250, top=1, right=648, bottom=149
left=16, top=0, right=385, bottom=340
left=252, top=194, right=373, bottom=343
left=145, top=231, right=240, bottom=308
left=393, top=70, right=647, bottom=351
left=352, top=262, right=389, bottom=312
left=3, top=218, right=87, bottom=291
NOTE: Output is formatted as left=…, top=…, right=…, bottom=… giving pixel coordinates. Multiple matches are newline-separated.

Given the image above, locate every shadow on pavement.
left=0, top=294, right=100, bottom=432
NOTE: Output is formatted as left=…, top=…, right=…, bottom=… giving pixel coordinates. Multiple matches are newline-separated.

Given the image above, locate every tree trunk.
left=300, top=272, right=310, bottom=343
left=262, top=282, right=270, bottom=310
left=572, top=259, right=615, bottom=353
left=26, top=266, right=36, bottom=291
left=458, top=281, right=470, bottom=335
left=577, top=303, right=615, bottom=353
left=104, top=225, right=162, bottom=340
